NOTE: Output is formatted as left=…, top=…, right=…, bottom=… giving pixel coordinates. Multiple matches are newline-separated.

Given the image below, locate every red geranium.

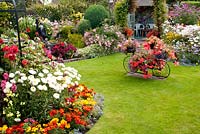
left=26, top=27, right=31, bottom=33
left=22, top=59, right=29, bottom=67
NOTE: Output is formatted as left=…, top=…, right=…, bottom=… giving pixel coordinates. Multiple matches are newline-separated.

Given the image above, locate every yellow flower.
left=1, top=125, right=8, bottom=131
left=65, top=123, right=70, bottom=129
left=32, top=127, right=38, bottom=132
left=50, top=118, right=59, bottom=124
left=60, top=119, right=67, bottom=125
left=26, top=126, right=31, bottom=132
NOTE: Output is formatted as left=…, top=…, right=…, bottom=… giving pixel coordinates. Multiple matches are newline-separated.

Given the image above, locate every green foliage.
left=84, top=5, right=109, bottom=29
left=114, top=0, right=128, bottom=27
left=183, top=1, right=200, bottom=7
left=153, top=0, right=167, bottom=36
left=77, top=44, right=114, bottom=59
left=27, top=4, right=62, bottom=21
left=68, top=34, right=85, bottom=48
left=77, top=19, right=91, bottom=35
left=0, top=2, right=13, bottom=27
left=18, top=16, right=36, bottom=39
left=59, top=25, right=74, bottom=39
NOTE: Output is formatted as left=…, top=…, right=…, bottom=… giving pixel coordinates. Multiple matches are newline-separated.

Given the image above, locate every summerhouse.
left=128, top=0, right=154, bottom=38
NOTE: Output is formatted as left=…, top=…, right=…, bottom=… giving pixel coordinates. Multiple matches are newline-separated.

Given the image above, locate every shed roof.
left=137, top=0, right=153, bottom=6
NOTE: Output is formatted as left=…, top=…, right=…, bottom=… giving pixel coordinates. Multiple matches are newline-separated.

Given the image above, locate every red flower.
left=22, top=59, right=29, bottom=67
left=49, top=109, right=58, bottom=117
left=35, top=32, right=39, bottom=36
left=0, top=38, right=3, bottom=44
left=26, top=28, right=31, bottom=33
left=4, top=53, right=16, bottom=61
left=65, top=113, right=72, bottom=122
left=2, top=46, right=9, bottom=51
left=59, top=108, right=65, bottom=116
left=143, top=42, right=150, bottom=50
left=124, top=27, right=133, bottom=37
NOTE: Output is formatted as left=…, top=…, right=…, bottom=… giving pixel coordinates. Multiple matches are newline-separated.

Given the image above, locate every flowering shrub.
left=119, top=39, right=139, bottom=54
left=77, top=44, right=112, bottom=59
left=51, top=42, right=77, bottom=59
left=1, top=62, right=81, bottom=125
left=0, top=39, right=19, bottom=71
left=129, top=36, right=177, bottom=78
left=169, top=3, right=200, bottom=25
left=0, top=37, right=104, bottom=133
left=0, top=83, right=103, bottom=133
left=162, top=20, right=200, bottom=64
left=18, top=17, right=37, bottom=39
left=84, top=24, right=126, bottom=51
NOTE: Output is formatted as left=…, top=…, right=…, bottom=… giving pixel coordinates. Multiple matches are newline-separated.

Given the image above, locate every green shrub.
left=18, top=16, right=36, bottom=39
left=114, top=0, right=128, bottom=27
left=77, top=19, right=91, bottom=35
left=77, top=44, right=113, bottom=59
left=27, top=4, right=62, bottom=21
left=84, top=5, right=109, bottom=29
left=68, top=34, right=85, bottom=48
left=182, top=1, right=200, bottom=7
left=0, top=2, right=13, bottom=27
left=59, top=25, right=74, bottom=39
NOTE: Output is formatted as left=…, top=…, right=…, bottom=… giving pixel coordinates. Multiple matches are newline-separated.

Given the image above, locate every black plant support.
left=0, top=0, right=26, bottom=58
left=0, top=0, right=26, bottom=126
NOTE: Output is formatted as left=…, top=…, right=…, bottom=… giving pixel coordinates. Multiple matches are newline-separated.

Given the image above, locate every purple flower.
left=11, top=83, right=17, bottom=92
left=1, top=80, right=7, bottom=89
left=3, top=73, right=9, bottom=80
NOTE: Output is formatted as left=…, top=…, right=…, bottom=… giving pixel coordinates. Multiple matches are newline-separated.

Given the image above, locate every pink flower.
left=3, top=73, right=9, bottom=80
left=11, top=83, right=17, bottom=92
left=143, top=42, right=150, bottom=50
left=1, top=80, right=7, bottom=89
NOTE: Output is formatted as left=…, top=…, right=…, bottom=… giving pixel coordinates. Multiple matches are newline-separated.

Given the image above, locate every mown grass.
left=66, top=53, right=200, bottom=134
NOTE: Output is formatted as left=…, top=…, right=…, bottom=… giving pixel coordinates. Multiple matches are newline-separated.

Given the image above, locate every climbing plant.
left=153, top=0, right=167, bottom=36
left=114, top=0, right=129, bottom=27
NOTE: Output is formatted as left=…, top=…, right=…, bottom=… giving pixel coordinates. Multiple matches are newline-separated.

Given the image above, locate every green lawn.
left=66, top=53, right=200, bottom=134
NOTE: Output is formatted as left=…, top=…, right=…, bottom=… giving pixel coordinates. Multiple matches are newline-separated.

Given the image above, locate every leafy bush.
left=68, top=34, right=85, bottom=48
left=59, top=25, right=74, bottom=39
left=77, top=44, right=113, bottom=59
left=169, top=3, right=200, bottom=25
left=162, top=21, right=200, bottom=64
left=84, top=5, right=109, bottom=28
left=27, top=4, right=62, bottom=21
left=84, top=24, right=126, bottom=51
left=114, top=0, right=128, bottom=27
left=0, top=2, right=13, bottom=27
left=18, top=16, right=36, bottom=39
left=77, top=19, right=91, bottom=35
left=182, top=1, right=200, bottom=7
left=51, top=42, right=77, bottom=59
left=0, top=38, right=103, bottom=133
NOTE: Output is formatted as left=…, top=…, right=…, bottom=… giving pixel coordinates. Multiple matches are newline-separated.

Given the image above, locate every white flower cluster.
left=7, top=62, right=81, bottom=99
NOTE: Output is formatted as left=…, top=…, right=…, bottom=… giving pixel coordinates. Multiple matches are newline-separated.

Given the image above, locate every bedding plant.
left=0, top=38, right=103, bottom=133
